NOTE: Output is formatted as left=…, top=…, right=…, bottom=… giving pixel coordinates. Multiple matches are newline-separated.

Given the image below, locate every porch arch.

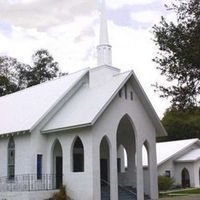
left=51, top=139, right=63, bottom=189
left=116, top=114, right=137, bottom=197
left=99, top=135, right=111, bottom=199
left=142, top=140, right=151, bottom=198
left=117, top=144, right=128, bottom=173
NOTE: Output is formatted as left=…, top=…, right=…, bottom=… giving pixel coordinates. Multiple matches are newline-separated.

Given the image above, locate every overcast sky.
left=0, top=0, right=176, bottom=117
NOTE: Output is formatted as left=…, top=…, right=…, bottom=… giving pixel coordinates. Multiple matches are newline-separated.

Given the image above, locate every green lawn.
left=160, top=188, right=200, bottom=198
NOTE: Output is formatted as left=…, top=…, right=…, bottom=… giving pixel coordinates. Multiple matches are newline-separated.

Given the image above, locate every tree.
left=0, top=49, right=64, bottom=97
left=27, top=49, right=61, bottom=87
left=153, top=0, right=200, bottom=109
left=160, top=107, right=200, bottom=141
left=0, top=56, right=29, bottom=96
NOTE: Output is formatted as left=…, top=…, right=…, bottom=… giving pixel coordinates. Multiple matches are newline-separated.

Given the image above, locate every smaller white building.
left=143, top=138, right=200, bottom=188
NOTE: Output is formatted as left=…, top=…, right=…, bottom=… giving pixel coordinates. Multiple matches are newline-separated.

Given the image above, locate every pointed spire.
left=99, top=0, right=109, bottom=45
left=97, top=0, right=112, bottom=67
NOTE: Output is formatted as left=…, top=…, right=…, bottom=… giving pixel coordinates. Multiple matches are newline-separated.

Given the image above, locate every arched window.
left=8, top=137, right=15, bottom=180
left=72, top=137, right=84, bottom=172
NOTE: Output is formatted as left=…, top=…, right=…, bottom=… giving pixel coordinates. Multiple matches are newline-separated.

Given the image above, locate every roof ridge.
left=157, top=138, right=199, bottom=166
left=113, top=70, right=133, bottom=77
left=158, top=138, right=199, bottom=144
left=0, top=68, right=89, bottom=99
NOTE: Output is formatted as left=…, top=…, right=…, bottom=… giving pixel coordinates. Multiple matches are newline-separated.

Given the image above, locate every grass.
left=170, top=188, right=200, bottom=194
left=159, top=188, right=200, bottom=198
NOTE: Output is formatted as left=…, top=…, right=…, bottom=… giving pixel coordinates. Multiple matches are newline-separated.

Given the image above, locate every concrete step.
left=101, top=186, right=150, bottom=200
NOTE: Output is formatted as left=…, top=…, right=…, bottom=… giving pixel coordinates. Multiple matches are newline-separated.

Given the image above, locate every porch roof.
left=176, top=148, right=200, bottom=162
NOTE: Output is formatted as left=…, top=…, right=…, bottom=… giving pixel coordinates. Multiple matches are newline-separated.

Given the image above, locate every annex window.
left=165, top=170, right=171, bottom=178
left=8, top=137, right=15, bottom=180
left=73, top=137, right=84, bottom=172
left=37, top=154, right=42, bottom=180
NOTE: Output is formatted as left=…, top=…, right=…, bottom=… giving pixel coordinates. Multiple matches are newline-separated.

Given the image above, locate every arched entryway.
left=52, top=139, right=63, bottom=189
left=142, top=141, right=150, bottom=198
left=182, top=168, right=190, bottom=188
left=116, top=114, right=137, bottom=199
left=100, top=136, right=110, bottom=199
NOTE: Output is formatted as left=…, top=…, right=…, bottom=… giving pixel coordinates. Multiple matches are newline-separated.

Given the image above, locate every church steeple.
left=97, top=0, right=112, bottom=67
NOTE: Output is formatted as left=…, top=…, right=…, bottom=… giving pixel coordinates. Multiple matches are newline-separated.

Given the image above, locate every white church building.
left=0, top=1, right=166, bottom=200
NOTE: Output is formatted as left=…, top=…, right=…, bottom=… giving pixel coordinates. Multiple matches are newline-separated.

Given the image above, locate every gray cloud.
left=0, top=0, right=97, bottom=29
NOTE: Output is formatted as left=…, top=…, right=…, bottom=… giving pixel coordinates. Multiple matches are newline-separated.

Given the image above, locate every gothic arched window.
left=8, top=137, right=15, bottom=180
left=72, top=137, right=84, bottom=172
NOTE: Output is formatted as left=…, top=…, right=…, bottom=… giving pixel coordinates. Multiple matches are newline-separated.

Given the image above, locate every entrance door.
left=56, top=156, right=63, bottom=189
left=100, top=159, right=108, bottom=185
left=182, top=168, right=190, bottom=188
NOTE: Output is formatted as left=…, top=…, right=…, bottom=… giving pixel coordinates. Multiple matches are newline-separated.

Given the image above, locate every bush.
left=158, top=176, right=175, bottom=191
left=52, top=185, right=71, bottom=200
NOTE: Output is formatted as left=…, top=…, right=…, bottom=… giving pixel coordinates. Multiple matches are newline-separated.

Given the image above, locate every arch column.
left=148, top=140, right=158, bottom=200
left=136, top=141, right=144, bottom=200
left=110, top=137, right=118, bottom=200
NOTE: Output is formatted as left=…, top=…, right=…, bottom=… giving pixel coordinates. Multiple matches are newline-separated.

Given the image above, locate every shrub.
left=52, top=185, right=71, bottom=200
left=158, top=176, right=175, bottom=191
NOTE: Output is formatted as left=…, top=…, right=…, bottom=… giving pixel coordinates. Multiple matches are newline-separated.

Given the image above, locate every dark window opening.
left=8, top=137, right=15, bottom=180
left=165, top=170, right=171, bottom=178
left=73, top=137, right=84, bottom=172
left=117, top=158, right=121, bottom=173
left=119, top=89, right=122, bottom=98
left=37, top=154, right=42, bottom=179
left=125, top=84, right=127, bottom=99
left=130, top=91, right=133, bottom=100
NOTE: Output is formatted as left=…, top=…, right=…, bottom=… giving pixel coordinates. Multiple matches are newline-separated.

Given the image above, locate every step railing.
left=118, top=185, right=137, bottom=198
left=101, top=179, right=137, bottom=199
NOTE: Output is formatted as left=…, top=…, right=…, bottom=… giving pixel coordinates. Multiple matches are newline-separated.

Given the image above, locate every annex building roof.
left=143, top=138, right=200, bottom=166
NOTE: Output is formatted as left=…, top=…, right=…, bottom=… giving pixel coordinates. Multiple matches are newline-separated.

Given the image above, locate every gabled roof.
left=143, top=138, right=200, bottom=166
left=0, top=68, right=89, bottom=135
left=42, top=70, right=132, bottom=133
left=0, top=66, right=166, bottom=136
left=176, top=148, right=200, bottom=162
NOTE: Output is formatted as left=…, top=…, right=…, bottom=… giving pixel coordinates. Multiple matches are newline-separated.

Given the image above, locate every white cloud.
left=0, top=11, right=98, bottom=71
left=131, top=10, right=162, bottom=24
left=0, top=0, right=170, bottom=117
left=106, top=0, right=157, bottom=9
left=0, top=0, right=97, bottom=29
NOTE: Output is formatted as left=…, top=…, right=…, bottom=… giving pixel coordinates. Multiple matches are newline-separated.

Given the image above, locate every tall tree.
left=27, top=49, right=60, bottom=87
left=0, top=49, right=64, bottom=97
left=153, top=0, right=200, bottom=109
left=160, top=107, right=200, bottom=141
